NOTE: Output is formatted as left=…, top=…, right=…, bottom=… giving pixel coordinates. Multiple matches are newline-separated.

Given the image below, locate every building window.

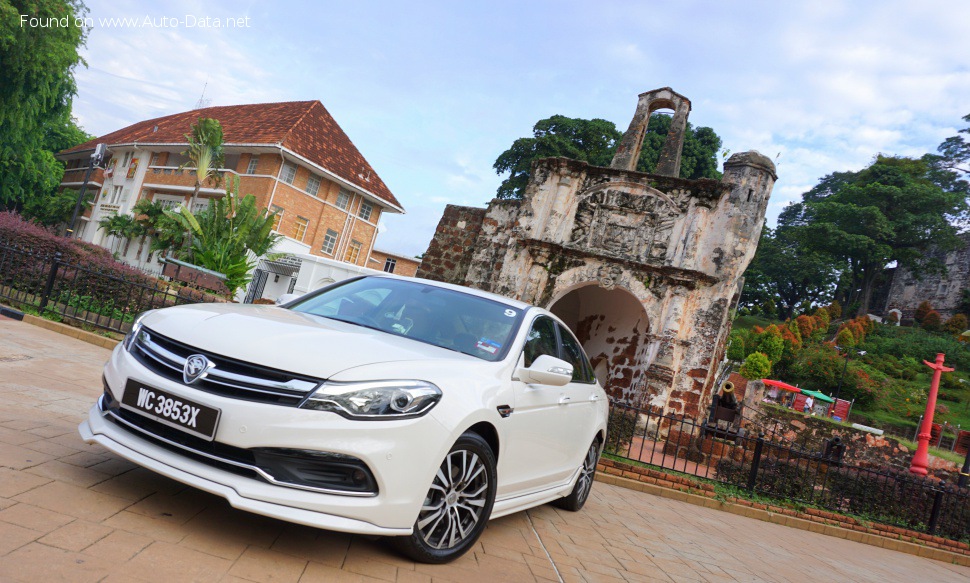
left=321, top=229, right=339, bottom=255
left=270, top=205, right=284, bottom=230
left=191, top=199, right=210, bottom=214
left=306, top=174, right=321, bottom=196
left=122, top=151, right=133, bottom=168
left=246, top=156, right=260, bottom=174
left=358, top=201, right=373, bottom=221
left=383, top=258, right=397, bottom=273
left=281, top=163, right=297, bottom=184
left=293, top=216, right=309, bottom=242
left=344, top=240, right=362, bottom=263
left=150, top=152, right=162, bottom=166
left=108, top=186, right=123, bottom=204
left=336, top=188, right=352, bottom=210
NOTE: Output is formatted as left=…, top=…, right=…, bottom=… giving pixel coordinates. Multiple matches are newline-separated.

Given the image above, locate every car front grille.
left=100, top=390, right=378, bottom=496
left=130, top=327, right=319, bottom=406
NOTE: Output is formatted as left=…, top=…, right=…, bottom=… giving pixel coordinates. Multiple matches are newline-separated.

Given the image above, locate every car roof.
left=363, top=274, right=535, bottom=311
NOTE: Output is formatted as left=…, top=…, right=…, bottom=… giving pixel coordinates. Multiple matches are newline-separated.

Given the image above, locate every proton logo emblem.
left=183, top=354, right=213, bottom=385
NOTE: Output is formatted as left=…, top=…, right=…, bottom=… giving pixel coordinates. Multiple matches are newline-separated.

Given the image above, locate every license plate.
left=121, top=379, right=220, bottom=441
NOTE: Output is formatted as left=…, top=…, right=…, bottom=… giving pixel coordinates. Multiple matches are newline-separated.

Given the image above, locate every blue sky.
left=69, top=0, right=970, bottom=257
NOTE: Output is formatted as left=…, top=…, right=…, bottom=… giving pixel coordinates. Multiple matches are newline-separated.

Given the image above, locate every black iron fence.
left=0, top=244, right=216, bottom=334
left=607, top=401, right=970, bottom=542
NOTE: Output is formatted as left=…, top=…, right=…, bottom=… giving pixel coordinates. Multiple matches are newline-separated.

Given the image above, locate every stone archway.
left=548, top=283, right=650, bottom=403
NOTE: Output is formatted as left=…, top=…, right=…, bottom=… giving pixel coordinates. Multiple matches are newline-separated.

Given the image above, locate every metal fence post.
left=747, top=432, right=765, bottom=492
left=928, top=481, right=946, bottom=535
left=38, top=252, right=62, bottom=311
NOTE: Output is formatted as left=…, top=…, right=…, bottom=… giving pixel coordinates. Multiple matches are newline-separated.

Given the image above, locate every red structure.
left=909, top=353, right=954, bottom=476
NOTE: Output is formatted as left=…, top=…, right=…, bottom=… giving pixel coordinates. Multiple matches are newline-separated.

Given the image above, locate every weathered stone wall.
left=416, top=205, right=487, bottom=284
left=419, top=89, right=776, bottom=418
left=884, top=233, right=970, bottom=320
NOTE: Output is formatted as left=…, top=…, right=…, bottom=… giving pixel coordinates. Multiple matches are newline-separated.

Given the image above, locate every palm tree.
left=180, top=117, right=225, bottom=212
left=97, top=214, right=143, bottom=257
left=167, top=176, right=282, bottom=297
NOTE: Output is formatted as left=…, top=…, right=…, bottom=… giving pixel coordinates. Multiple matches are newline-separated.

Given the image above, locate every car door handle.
left=589, top=394, right=600, bottom=402
left=559, top=395, right=571, bottom=405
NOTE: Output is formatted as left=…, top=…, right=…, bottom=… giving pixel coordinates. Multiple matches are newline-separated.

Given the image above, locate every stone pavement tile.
left=562, top=565, right=626, bottom=583
left=412, top=549, right=481, bottom=581
left=86, top=455, right=139, bottom=477
left=58, top=449, right=111, bottom=468
left=342, top=538, right=419, bottom=580
left=18, top=436, right=82, bottom=458
left=473, top=552, right=536, bottom=582
left=0, top=442, right=55, bottom=469
left=13, top=479, right=129, bottom=522
left=26, top=422, right=76, bottom=439
left=116, top=541, right=233, bottom=582
left=82, top=528, right=153, bottom=563
left=393, top=569, right=433, bottom=583
left=0, top=419, right=48, bottom=432
left=102, top=509, right=189, bottom=544
left=0, top=425, right=39, bottom=445
left=523, top=553, right=561, bottom=582
left=89, top=466, right=187, bottom=501
left=227, top=545, right=310, bottom=582
left=0, top=501, right=75, bottom=532
left=37, top=519, right=114, bottom=552
left=182, top=505, right=284, bottom=561
left=0, top=520, right=41, bottom=555
left=299, top=561, right=385, bottom=582
left=0, top=542, right=114, bottom=583
left=125, top=487, right=211, bottom=524
left=0, top=496, right=15, bottom=511
left=0, top=467, right=52, bottom=498
left=269, top=523, right=350, bottom=566
left=615, top=556, right=675, bottom=582
left=24, top=458, right=112, bottom=488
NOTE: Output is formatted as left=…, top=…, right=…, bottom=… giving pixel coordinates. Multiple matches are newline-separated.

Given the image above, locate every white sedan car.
left=79, top=275, right=608, bottom=562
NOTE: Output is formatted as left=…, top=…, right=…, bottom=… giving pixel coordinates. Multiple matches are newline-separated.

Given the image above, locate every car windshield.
left=287, top=277, right=524, bottom=362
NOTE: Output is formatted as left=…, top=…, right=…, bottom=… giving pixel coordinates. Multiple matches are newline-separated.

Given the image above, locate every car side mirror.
left=517, top=354, right=573, bottom=386
left=276, top=293, right=300, bottom=306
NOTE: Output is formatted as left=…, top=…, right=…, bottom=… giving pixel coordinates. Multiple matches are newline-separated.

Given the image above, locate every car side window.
left=522, top=316, right=559, bottom=368
left=557, top=324, right=596, bottom=384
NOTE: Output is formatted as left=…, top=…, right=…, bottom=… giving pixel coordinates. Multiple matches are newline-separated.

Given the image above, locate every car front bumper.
left=78, top=344, right=454, bottom=535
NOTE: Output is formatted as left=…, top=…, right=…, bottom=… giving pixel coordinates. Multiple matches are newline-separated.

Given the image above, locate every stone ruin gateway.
left=417, top=88, right=776, bottom=419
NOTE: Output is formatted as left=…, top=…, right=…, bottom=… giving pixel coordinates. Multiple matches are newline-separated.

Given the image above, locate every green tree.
left=97, top=213, right=143, bottom=255
left=0, top=0, right=89, bottom=210
left=756, top=325, right=785, bottom=364
left=493, top=114, right=723, bottom=199
left=738, top=352, right=771, bottom=380
left=932, top=113, right=970, bottom=179
left=739, top=226, right=836, bottom=318
left=22, top=186, right=92, bottom=226
left=181, top=117, right=225, bottom=210
left=167, top=177, right=282, bottom=297
left=797, top=156, right=966, bottom=316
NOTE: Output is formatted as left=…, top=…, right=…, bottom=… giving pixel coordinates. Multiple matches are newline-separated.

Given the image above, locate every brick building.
left=57, top=101, right=406, bottom=298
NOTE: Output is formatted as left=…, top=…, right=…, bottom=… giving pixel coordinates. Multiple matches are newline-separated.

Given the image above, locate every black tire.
left=391, top=432, right=497, bottom=563
left=553, top=438, right=600, bottom=511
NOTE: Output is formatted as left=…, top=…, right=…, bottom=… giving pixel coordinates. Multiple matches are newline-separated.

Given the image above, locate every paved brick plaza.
left=1, top=317, right=968, bottom=582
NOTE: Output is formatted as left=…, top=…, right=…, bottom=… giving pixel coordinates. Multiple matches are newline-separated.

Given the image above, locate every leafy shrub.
left=944, top=313, right=968, bottom=335
left=739, top=352, right=771, bottom=379
left=915, top=301, right=934, bottom=324
left=827, top=300, right=842, bottom=319
left=605, top=406, right=639, bottom=454
left=922, top=310, right=943, bottom=333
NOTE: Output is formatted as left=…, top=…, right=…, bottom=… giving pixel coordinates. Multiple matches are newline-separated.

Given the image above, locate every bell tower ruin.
left=417, top=88, right=776, bottom=418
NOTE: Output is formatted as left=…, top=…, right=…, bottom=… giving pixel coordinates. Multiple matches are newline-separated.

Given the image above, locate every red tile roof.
left=61, top=101, right=401, bottom=210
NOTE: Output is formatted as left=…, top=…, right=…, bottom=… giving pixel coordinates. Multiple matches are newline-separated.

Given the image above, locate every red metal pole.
left=910, top=353, right=955, bottom=476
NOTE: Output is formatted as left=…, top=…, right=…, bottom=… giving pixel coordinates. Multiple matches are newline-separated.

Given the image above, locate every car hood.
left=140, top=303, right=482, bottom=379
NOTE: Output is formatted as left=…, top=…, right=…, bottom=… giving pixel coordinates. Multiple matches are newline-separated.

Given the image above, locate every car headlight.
left=123, top=311, right=152, bottom=351
left=299, top=380, right=442, bottom=420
